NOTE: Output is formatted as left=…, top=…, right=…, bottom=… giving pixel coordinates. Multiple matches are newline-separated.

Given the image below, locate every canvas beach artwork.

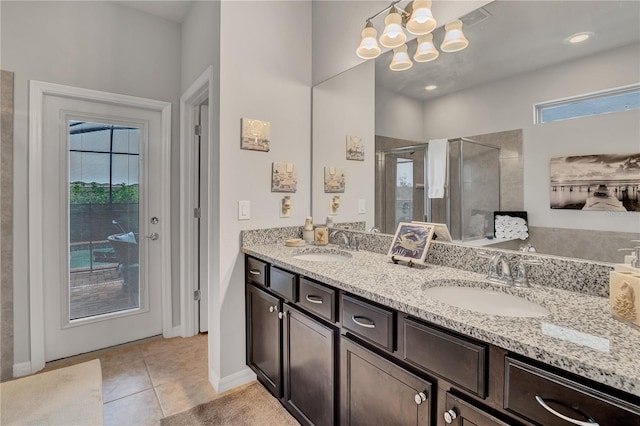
left=388, top=222, right=435, bottom=264
left=324, top=166, right=345, bottom=193
left=550, top=154, right=640, bottom=212
left=346, top=136, right=365, bottom=161
left=271, top=162, right=297, bottom=192
left=241, top=118, right=270, bottom=152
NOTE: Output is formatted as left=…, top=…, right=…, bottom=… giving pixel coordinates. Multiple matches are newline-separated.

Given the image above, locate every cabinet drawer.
left=504, top=357, right=640, bottom=426
left=402, top=317, right=487, bottom=398
left=246, top=256, right=267, bottom=286
left=298, top=277, right=336, bottom=323
left=269, top=266, right=296, bottom=301
left=342, top=295, right=394, bottom=352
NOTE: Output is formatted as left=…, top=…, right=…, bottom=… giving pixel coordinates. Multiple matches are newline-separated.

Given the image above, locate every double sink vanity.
left=242, top=228, right=640, bottom=425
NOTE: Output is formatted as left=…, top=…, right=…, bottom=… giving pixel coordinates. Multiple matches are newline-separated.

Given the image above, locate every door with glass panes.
left=40, top=90, right=167, bottom=361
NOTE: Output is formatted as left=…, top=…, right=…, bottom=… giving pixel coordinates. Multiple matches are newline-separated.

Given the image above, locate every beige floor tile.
left=102, top=359, right=153, bottom=403
left=103, top=389, right=163, bottom=426
left=139, top=336, right=196, bottom=358
left=155, top=375, right=219, bottom=417
left=99, top=344, right=144, bottom=369
left=144, top=347, right=208, bottom=387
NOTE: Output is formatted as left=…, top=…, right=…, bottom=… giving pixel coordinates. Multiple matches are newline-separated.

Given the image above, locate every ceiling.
left=116, top=1, right=194, bottom=23
left=375, top=1, right=640, bottom=101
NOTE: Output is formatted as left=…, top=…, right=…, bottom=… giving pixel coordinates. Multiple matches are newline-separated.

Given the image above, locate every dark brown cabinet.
left=246, top=283, right=282, bottom=397
left=504, top=357, right=640, bottom=426
left=443, top=393, right=513, bottom=426
left=340, top=336, right=433, bottom=426
left=283, top=305, right=336, bottom=426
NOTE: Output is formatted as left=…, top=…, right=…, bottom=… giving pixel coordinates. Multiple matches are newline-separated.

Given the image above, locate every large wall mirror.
left=312, top=0, right=640, bottom=263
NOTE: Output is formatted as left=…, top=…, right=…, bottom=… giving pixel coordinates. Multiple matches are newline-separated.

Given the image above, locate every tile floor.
left=41, top=333, right=224, bottom=425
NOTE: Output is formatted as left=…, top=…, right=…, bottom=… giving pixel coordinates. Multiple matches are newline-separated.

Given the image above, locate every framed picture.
left=411, top=221, right=452, bottom=242
left=550, top=153, right=640, bottom=211
left=388, top=222, right=435, bottom=264
left=324, top=166, right=345, bottom=193
left=346, top=136, right=364, bottom=161
left=241, top=118, right=270, bottom=152
left=271, top=162, right=297, bottom=192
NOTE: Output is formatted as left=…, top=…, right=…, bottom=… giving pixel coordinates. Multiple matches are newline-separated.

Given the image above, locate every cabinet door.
left=341, top=336, right=433, bottom=426
left=443, top=392, right=514, bottom=426
left=246, top=284, right=282, bottom=398
left=283, top=304, right=335, bottom=426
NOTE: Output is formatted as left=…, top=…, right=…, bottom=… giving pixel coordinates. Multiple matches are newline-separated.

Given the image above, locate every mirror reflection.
left=312, top=0, right=640, bottom=263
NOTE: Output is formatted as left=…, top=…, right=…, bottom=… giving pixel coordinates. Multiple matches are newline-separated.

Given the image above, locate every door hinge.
left=194, top=289, right=201, bottom=301
left=194, top=207, right=201, bottom=219
left=194, top=124, right=201, bottom=136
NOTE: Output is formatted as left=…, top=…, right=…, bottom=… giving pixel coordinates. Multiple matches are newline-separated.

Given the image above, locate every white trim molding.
left=180, top=66, right=214, bottom=337
left=13, top=361, right=32, bottom=378
left=28, top=80, right=172, bottom=374
left=209, top=366, right=256, bottom=394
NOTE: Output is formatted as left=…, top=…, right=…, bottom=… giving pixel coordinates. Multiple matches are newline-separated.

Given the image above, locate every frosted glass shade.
left=380, top=9, right=406, bottom=48
left=406, top=0, right=437, bottom=35
left=356, top=23, right=381, bottom=59
left=441, top=19, right=469, bottom=52
left=414, top=33, right=439, bottom=62
left=389, top=44, right=413, bottom=71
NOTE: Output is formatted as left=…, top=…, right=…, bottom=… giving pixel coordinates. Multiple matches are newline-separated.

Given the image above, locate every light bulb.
left=414, top=33, right=439, bottom=62
left=380, top=8, right=406, bottom=48
left=406, top=0, right=437, bottom=35
left=356, top=21, right=381, bottom=59
left=441, top=19, right=469, bottom=53
left=389, top=44, right=413, bottom=72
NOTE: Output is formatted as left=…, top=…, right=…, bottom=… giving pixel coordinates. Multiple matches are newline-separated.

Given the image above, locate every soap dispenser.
left=303, top=217, right=314, bottom=243
left=616, top=240, right=640, bottom=274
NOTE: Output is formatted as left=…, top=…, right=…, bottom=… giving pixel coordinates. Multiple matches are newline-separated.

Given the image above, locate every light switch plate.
left=358, top=199, right=366, bottom=214
left=238, top=200, right=250, bottom=220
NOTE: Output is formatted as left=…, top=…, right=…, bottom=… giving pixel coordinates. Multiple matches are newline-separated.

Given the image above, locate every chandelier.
left=356, top=0, right=469, bottom=71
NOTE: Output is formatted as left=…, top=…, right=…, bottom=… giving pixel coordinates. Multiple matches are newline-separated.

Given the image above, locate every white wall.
left=312, top=60, right=375, bottom=228
left=376, top=84, right=424, bottom=142
left=216, top=0, right=312, bottom=380
left=312, top=0, right=491, bottom=85
left=1, top=0, right=182, bottom=364
left=421, top=43, right=640, bottom=233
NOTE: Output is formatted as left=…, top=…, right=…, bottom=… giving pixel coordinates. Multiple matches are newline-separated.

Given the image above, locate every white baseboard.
left=13, top=361, right=32, bottom=377
left=209, top=366, right=256, bottom=393
left=165, top=326, right=182, bottom=338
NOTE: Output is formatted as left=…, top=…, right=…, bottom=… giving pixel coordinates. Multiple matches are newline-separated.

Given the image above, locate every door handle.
left=145, top=232, right=159, bottom=241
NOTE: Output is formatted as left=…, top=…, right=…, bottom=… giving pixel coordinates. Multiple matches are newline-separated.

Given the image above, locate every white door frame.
left=28, top=80, right=172, bottom=373
left=180, top=66, right=214, bottom=337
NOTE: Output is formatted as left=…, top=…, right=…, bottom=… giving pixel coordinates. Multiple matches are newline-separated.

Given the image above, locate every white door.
left=33, top=83, right=170, bottom=362
left=197, top=104, right=209, bottom=333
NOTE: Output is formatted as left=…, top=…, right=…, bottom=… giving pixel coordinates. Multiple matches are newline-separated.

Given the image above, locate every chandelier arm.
left=364, top=0, right=410, bottom=24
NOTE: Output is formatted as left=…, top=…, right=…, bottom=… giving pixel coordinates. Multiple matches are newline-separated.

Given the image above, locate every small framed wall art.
left=346, top=136, right=364, bottom=161
left=241, top=118, right=270, bottom=152
left=271, top=162, right=297, bottom=193
left=388, top=222, right=435, bottom=265
left=324, top=166, right=345, bottom=193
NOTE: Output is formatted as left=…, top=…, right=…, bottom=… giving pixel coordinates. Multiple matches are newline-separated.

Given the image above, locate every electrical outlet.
left=358, top=199, right=366, bottom=214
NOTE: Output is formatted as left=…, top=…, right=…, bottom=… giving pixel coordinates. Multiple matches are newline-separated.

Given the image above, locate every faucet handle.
left=477, top=250, right=494, bottom=259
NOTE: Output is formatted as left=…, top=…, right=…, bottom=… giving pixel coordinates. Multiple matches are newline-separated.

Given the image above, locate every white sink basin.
left=423, top=286, right=550, bottom=318
left=292, top=250, right=351, bottom=262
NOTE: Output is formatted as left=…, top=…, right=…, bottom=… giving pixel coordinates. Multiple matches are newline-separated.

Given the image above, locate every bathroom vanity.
left=243, top=242, right=640, bottom=426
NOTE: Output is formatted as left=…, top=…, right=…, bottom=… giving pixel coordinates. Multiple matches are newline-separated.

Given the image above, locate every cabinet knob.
left=414, top=391, right=427, bottom=405
left=443, top=408, right=458, bottom=424
left=278, top=311, right=288, bottom=319
left=269, top=305, right=278, bottom=313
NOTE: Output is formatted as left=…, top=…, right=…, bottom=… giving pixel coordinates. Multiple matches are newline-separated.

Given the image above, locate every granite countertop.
left=242, top=243, right=640, bottom=397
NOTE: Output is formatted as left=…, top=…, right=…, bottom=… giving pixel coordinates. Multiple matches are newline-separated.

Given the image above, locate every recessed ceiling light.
left=425, top=85, right=437, bottom=91
left=567, top=32, right=593, bottom=44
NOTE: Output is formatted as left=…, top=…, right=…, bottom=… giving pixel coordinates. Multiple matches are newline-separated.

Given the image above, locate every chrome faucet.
left=487, top=253, right=513, bottom=286
left=513, top=257, right=543, bottom=288
left=330, top=229, right=359, bottom=251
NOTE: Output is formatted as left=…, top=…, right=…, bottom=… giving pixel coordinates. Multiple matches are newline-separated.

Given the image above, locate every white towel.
left=427, top=139, right=448, bottom=198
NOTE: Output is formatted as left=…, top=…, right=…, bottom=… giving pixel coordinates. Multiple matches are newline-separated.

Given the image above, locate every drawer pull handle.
left=249, top=269, right=261, bottom=275
left=352, top=315, right=376, bottom=329
left=305, top=295, right=324, bottom=304
left=535, top=396, right=599, bottom=426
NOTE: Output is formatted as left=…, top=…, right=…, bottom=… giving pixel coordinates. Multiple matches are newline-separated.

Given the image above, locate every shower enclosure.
left=376, top=137, right=500, bottom=241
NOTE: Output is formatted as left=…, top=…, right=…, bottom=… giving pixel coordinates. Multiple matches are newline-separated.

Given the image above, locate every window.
left=534, top=84, right=640, bottom=124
